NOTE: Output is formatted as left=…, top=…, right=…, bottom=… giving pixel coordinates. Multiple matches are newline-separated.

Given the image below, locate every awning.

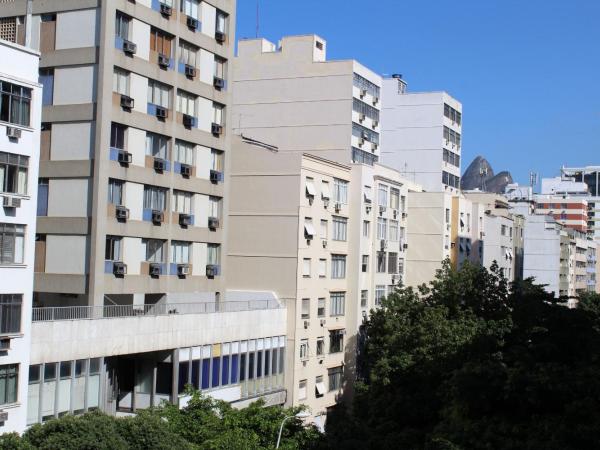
left=315, top=382, right=326, bottom=396
left=321, top=183, right=331, bottom=200
left=460, top=219, right=465, bottom=228
left=304, top=222, right=316, bottom=237
left=306, top=180, right=316, bottom=197
left=364, top=190, right=372, bottom=203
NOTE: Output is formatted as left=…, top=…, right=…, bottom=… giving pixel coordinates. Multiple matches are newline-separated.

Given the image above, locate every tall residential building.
left=534, top=196, right=588, bottom=233
left=0, top=39, right=41, bottom=433
left=2, top=0, right=289, bottom=426
left=381, top=76, right=462, bottom=193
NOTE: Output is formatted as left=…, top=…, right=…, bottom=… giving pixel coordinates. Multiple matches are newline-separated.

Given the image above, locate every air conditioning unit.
left=206, top=264, right=219, bottom=278
left=180, top=163, right=191, bottom=177
left=372, top=143, right=379, bottom=151
left=211, top=123, right=223, bottom=136
left=187, top=16, right=199, bottom=30
left=151, top=210, right=164, bottom=224
left=122, top=40, right=137, bottom=55
left=154, top=157, right=166, bottom=172
left=158, top=53, right=170, bottom=68
left=208, top=216, right=219, bottom=230
left=160, top=3, right=172, bottom=16
left=184, top=64, right=196, bottom=78
left=335, top=202, right=341, bottom=212
left=359, top=113, right=366, bottom=122
left=322, top=239, right=328, bottom=248
left=358, top=138, right=365, bottom=147
left=380, top=239, right=387, bottom=250
left=182, top=114, right=194, bottom=128
left=2, top=196, right=20, bottom=209
left=402, top=212, right=407, bottom=219
left=393, top=209, right=399, bottom=219
left=366, top=205, right=371, bottom=214
left=379, top=206, right=386, bottom=215
left=120, top=95, right=134, bottom=109
left=215, top=30, right=226, bottom=43
left=179, top=213, right=192, bottom=227
left=373, top=120, right=379, bottom=128
left=209, top=169, right=220, bottom=183
left=0, top=338, right=10, bottom=351
left=320, top=319, right=326, bottom=327
left=323, top=199, right=329, bottom=208
left=117, top=150, right=132, bottom=165
left=362, top=130, right=369, bottom=140
left=304, top=320, right=310, bottom=329
left=177, top=264, right=190, bottom=276
left=115, top=205, right=129, bottom=221
left=213, top=76, right=225, bottom=89
left=360, top=88, right=367, bottom=98
left=403, top=243, right=408, bottom=250
left=155, top=106, right=168, bottom=119
left=373, top=96, right=379, bottom=105
left=6, top=127, right=21, bottom=139
left=149, top=263, right=161, bottom=277
left=113, top=262, right=127, bottom=276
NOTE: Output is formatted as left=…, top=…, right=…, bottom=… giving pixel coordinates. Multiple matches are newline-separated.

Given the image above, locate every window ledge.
left=0, top=333, right=23, bottom=339
left=0, top=121, right=33, bottom=132
left=0, top=264, right=27, bottom=269
left=0, top=402, right=21, bottom=410
left=0, top=194, right=31, bottom=200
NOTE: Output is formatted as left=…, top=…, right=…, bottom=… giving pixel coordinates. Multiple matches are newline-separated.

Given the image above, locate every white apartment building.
left=381, top=76, right=462, bottom=193
left=0, top=39, right=41, bottom=433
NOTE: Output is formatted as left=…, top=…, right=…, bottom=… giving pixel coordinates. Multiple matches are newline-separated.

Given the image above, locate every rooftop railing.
left=32, top=300, right=283, bottom=322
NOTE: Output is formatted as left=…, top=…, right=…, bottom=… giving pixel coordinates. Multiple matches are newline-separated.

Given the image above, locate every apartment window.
left=377, top=251, right=386, bottom=273
left=216, top=9, right=228, bottom=35
left=144, top=239, right=164, bottom=263
left=107, top=179, right=123, bottom=205
left=172, top=190, right=192, bottom=214
left=209, top=196, right=221, bottom=219
left=301, top=298, right=310, bottom=319
left=388, top=252, right=398, bottom=274
left=177, top=90, right=197, bottom=116
left=329, top=330, right=344, bottom=353
left=143, top=186, right=166, bottom=211
left=112, top=67, right=129, bottom=95
left=305, top=177, right=316, bottom=199
left=332, top=216, right=347, bottom=241
left=215, top=56, right=227, bottom=80
left=333, top=178, right=348, bottom=204
left=299, top=339, right=308, bottom=360
left=501, top=224, right=507, bottom=236
left=60, top=361, right=72, bottom=380
left=353, top=98, right=380, bottom=121
left=178, top=40, right=198, bottom=67
left=171, top=241, right=190, bottom=264
left=362, top=255, right=369, bottom=272
left=175, top=140, right=194, bottom=165
left=389, top=220, right=399, bottom=241
left=401, top=196, right=407, bottom=213
left=352, top=147, right=378, bottom=166
left=213, top=102, right=225, bottom=126
left=363, top=221, right=370, bottom=238
left=0, top=294, right=21, bottom=335
left=378, top=184, right=388, bottom=207
left=0, top=81, right=31, bottom=126
left=181, top=0, right=199, bottom=19
left=398, top=258, right=405, bottom=274
left=147, top=80, right=170, bottom=108
left=298, top=380, right=307, bottom=400
left=38, top=68, right=54, bottom=106
left=211, top=149, right=224, bottom=172
left=353, top=72, right=380, bottom=98
left=375, top=285, right=386, bottom=305
left=105, top=235, right=122, bottom=261
left=328, top=366, right=343, bottom=392
left=317, top=298, right=325, bottom=317
left=316, top=337, right=325, bottom=356
left=115, top=12, right=130, bottom=40
left=331, top=254, right=346, bottom=279
left=0, top=224, right=25, bottom=265
left=0, top=364, right=18, bottom=405
left=360, top=290, right=368, bottom=307
left=302, top=258, right=311, bottom=278
left=315, top=375, right=325, bottom=398
left=445, top=208, right=450, bottom=223
left=207, top=244, right=220, bottom=266
left=320, top=220, right=328, bottom=239
left=110, top=123, right=126, bottom=149
left=352, top=122, right=379, bottom=144
left=150, top=28, right=172, bottom=57
left=321, top=181, right=331, bottom=201
left=330, top=292, right=345, bottom=316
left=377, top=218, right=387, bottom=240
left=318, top=259, right=326, bottom=278
left=145, top=132, right=168, bottom=159
left=0, top=152, right=28, bottom=195
left=390, top=188, right=400, bottom=210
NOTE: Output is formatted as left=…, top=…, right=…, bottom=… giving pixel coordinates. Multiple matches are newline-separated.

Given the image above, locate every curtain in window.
left=183, top=0, right=199, bottom=18
left=171, top=242, right=190, bottom=263
left=175, top=141, right=194, bottom=164
left=207, top=244, right=220, bottom=265
left=17, top=167, right=27, bottom=195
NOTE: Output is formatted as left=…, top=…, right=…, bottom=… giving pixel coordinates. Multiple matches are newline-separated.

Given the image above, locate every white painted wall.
left=199, top=49, right=215, bottom=85
left=51, top=122, right=94, bottom=160
left=47, top=179, right=90, bottom=217
left=196, top=145, right=211, bottom=179
left=197, top=97, right=213, bottom=132
left=131, top=18, right=150, bottom=61
left=194, top=194, right=209, bottom=226
left=55, top=9, right=99, bottom=49
left=200, top=1, right=216, bottom=38
left=192, top=242, right=207, bottom=275
left=53, top=65, right=96, bottom=105
left=45, top=235, right=88, bottom=274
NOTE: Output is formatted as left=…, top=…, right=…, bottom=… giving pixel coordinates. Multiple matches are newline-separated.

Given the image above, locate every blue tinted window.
left=231, top=355, right=239, bottom=383
left=201, top=359, right=210, bottom=389
left=212, top=357, right=220, bottom=388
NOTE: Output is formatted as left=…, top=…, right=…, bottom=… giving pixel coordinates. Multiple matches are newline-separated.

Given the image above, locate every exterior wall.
left=523, top=215, right=562, bottom=297
left=0, top=40, right=41, bottom=433
left=534, top=195, right=588, bottom=233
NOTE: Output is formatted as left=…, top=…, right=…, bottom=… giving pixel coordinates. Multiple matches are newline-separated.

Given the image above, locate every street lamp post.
left=276, top=411, right=311, bottom=448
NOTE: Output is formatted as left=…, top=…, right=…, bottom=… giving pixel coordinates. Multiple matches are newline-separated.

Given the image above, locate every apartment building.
left=0, top=39, right=41, bottom=433
left=534, top=196, right=588, bottom=233
left=380, top=75, right=463, bottom=193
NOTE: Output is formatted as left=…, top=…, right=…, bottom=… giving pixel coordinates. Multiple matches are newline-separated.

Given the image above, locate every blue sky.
left=235, top=0, right=600, bottom=185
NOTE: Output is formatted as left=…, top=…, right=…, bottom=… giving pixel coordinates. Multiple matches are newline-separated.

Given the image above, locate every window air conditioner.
left=120, top=95, right=134, bottom=109
left=206, top=264, right=219, bottom=278
left=373, top=120, right=379, bottom=128
left=403, top=243, right=408, bottom=250
left=160, top=4, right=172, bottom=16
left=184, top=64, right=197, bottom=78
left=360, top=88, right=367, bottom=98
left=154, top=157, right=166, bottom=172
left=358, top=138, right=365, bottom=147
left=0, top=338, right=10, bottom=351
left=149, top=263, right=161, bottom=277
left=187, top=16, right=199, bottom=30
left=113, top=262, right=127, bottom=276
left=6, top=127, right=21, bottom=139
left=180, top=163, right=191, bottom=177
left=393, top=209, right=398, bottom=219
left=379, top=206, right=386, bottom=215
left=304, top=320, right=310, bottom=329
left=158, top=53, right=170, bottom=68
left=402, top=212, right=407, bottom=219
left=213, top=77, right=225, bottom=89
left=2, top=196, right=21, bottom=209
left=155, top=106, right=168, bottom=119
left=215, top=31, right=226, bottom=44
left=179, top=213, right=192, bottom=227
left=211, top=123, right=223, bottom=136
left=335, top=202, right=341, bottom=212
left=322, top=239, right=328, bottom=248
left=182, top=114, right=194, bottom=128
left=359, top=113, right=365, bottom=122
left=177, top=264, right=190, bottom=276
left=209, top=170, right=220, bottom=183
left=122, top=40, right=137, bottom=55
left=151, top=210, right=164, bottom=224
left=373, top=96, right=379, bottom=105
left=208, top=216, right=219, bottom=230
left=115, top=205, right=129, bottom=221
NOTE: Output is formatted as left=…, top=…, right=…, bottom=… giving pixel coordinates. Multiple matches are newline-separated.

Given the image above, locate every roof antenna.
left=256, top=0, right=259, bottom=38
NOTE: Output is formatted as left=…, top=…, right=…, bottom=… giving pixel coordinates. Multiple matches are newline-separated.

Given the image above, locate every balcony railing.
left=32, top=300, right=282, bottom=322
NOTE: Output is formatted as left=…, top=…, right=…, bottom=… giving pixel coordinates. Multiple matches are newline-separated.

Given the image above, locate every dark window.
left=60, top=361, right=72, bottom=379
left=256, top=351, right=262, bottom=378
left=239, top=354, right=246, bottom=382
left=264, top=350, right=270, bottom=377
left=230, top=354, right=239, bottom=384
left=28, top=364, right=40, bottom=384
left=0, top=81, right=31, bottom=126
left=329, top=330, right=344, bottom=353
left=110, top=123, right=126, bottom=149
left=211, top=357, right=220, bottom=388
left=0, top=294, right=21, bottom=334
left=0, top=223, right=25, bottom=264
left=44, top=362, right=56, bottom=381
left=0, top=364, right=18, bottom=405
left=221, top=355, right=229, bottom=386
left=201, top=359, right=210, bottom=389
left=248, top=352, right=254, bottom=380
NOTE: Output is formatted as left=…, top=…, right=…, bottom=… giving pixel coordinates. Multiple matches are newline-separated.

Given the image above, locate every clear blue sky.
left=235, top=0, right=600, bottom=185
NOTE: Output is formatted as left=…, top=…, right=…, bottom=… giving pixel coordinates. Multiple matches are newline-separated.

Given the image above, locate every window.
left=147, top=80, right=170, bottom=108
left=401, top=196, right=407, bottom=214
left=320, top=220, right=328, bottom=239
left=377, top=251, right=386, bottom=273
left=213, top=102, right=225, bottom=125
left=352, top=123, right=379, bottom=144
left=305, top=177, right=316, bottom=199
left=362, top=255, right=369, bottom=272
left=60, top=361, right=72, bottom=379
left=352, top=147, right=378, bottom=166
left=115, top=12, right=130, bottom=40
left=150, top=28, right=172, bottom=57
left=389, top=220, right=399, bottom=241
left=39, top=68, right=54, bottom=106
left=445, top=208, right=450, bottom=223
left=317, top=298, right=325, bottom=317
left=331, top=255, right=346, bottom=279
left=330, top=292, right=345, bottom=316
left=0, top=223, right=25, bottom=264
left=398, top=258, right=405, bottom=274
left=209, top=196, right=221, bottom=219
left=0, top=81, right=31, bottom=126
left=110, top=123, right=126, bottom=149
left=363, top=221, right=370, bottom=238
left=112, top=67, right=129, bottom=95
left=299, top=339, right=308, bottom=360
left=328, top=366, right=342, bottom=392
left=375, top=285, right=385, bottom=305
left=172, top=190, right=192, bottom=214
left=107, top=179, right=123, bottom=205
left=177, top=90, right=197, bottom=116
left=316, top=337, right=325, bottom=356
left=318, top=259, right=326, bottom=278
left=442, top=171, right=460, bottom=188
left=175, top=140, right=194, bottom=165
left=211, top=149, right=224, bottom=172
left=28, top=365, right=40, bottom=384
left=501, top=224, right=507, bottom=236
left=216, top=9, right=228, bottom=34
left=143, top=186, right=166, bottom=211
left=145, top=132, right=168, bottom=159
left=171, top=241, right=190, bottom=264
left=388, top=252, right=398, bottom=274
left=105, top=235, right=122, bottom=261
left=301, top=298, right=310, bottom=319
left=378, top=184, right=388, bottom=207
left=360, top=290, right=368, bottom=307
left=181, top=0, right=199, bottom=18
left=377, top=218, right=387, bottom=240
left=304, top=218, right=315, bottom=239
left=353, top=98, right=380, bottom=121
left=0, top=294, right=21, bottom=335
left=143, top=239, right=164, bottom=263
left=353, top=73, right=380, bottom=98
left=390, top=188, right=400, bottom=210
left=315, top=375, right=325, bottom=398
left=0, top=152, right=28, bottom=195
left=215, top=56, right=227, bottom=80
left=298, top=380, right=307, bottom=400
left=329, top=330, right=344, bottom=353
left=321, top=181, right=331, bottom=201
left=0, top=364, right=18, bottom=405
left=333, top=178, right=348, bottom=204
left=332, top=216, right=347, bottom=241
left=207, top=244, right=220, bottom=265
left=302, top=258, right=311, bottom=278
left=179, top=40, right=198, bottom=66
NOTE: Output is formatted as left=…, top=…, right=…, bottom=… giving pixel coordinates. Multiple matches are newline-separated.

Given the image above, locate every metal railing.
left=32, top=299, right=283, bottom=322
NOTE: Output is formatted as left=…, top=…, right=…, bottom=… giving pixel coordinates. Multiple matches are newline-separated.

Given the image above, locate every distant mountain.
left=461, top=156, right=513, bottom=194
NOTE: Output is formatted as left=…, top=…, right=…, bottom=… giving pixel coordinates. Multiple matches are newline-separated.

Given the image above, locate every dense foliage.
left=326, top=261, right=600, bottom=449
